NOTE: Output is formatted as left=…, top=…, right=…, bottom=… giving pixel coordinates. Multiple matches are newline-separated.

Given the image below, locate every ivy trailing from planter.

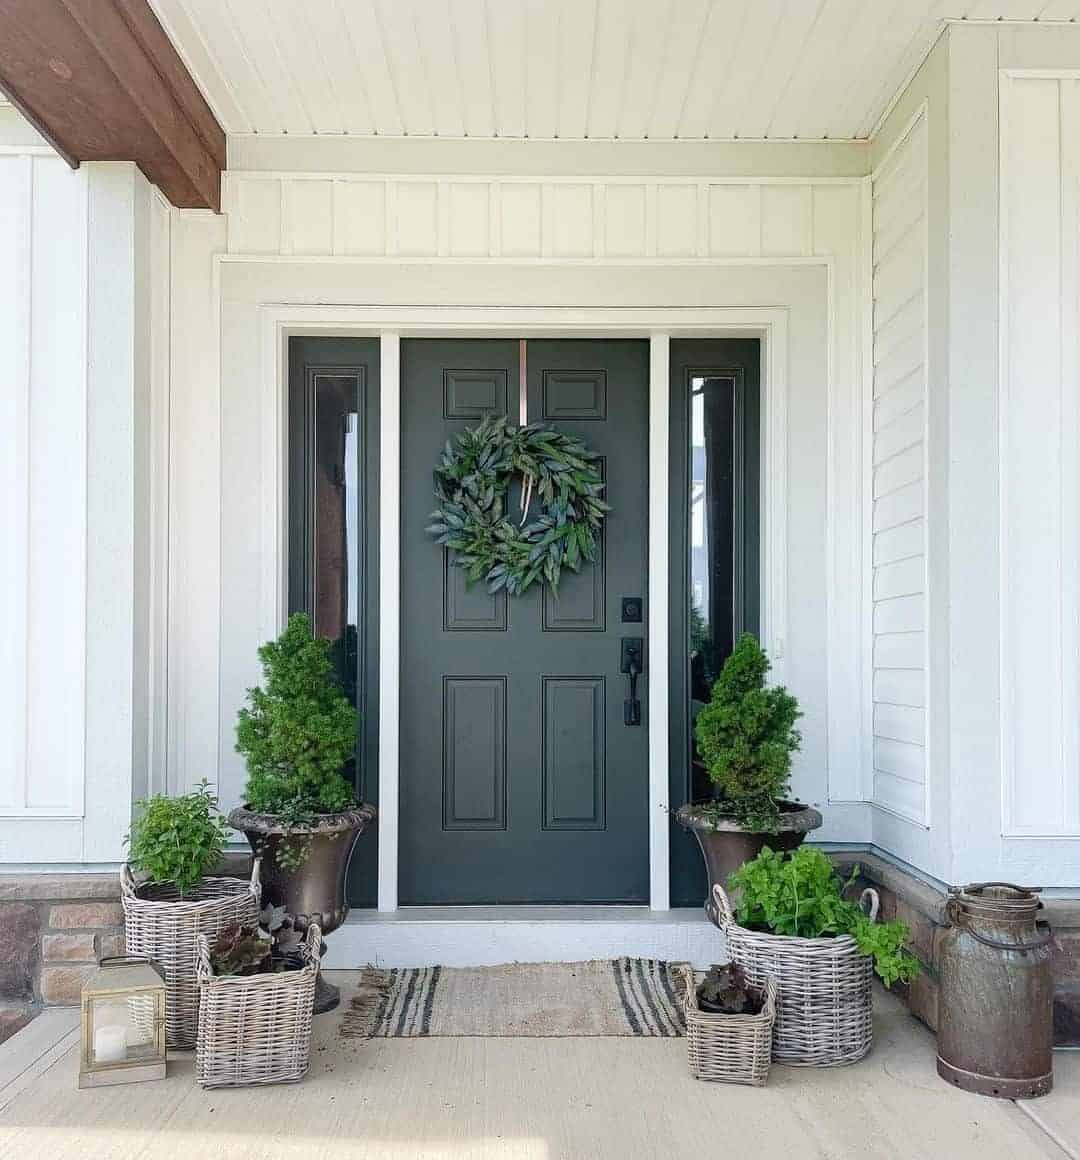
left=425, top=414, right=609, bottom=597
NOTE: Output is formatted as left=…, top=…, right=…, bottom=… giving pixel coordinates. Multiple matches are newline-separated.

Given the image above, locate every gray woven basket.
left=121, top=860, right=261, bottom=1049
left=681, top=966, right=776, bottom=1086
left=713, top=883, right=877, bottom=1068
left=195, top=922, right=321, bottom=1089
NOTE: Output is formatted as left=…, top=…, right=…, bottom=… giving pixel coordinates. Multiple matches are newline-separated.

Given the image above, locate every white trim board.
left=257, top=303, right=791, bottom=912
left=324, top=907, right=723, bottom=970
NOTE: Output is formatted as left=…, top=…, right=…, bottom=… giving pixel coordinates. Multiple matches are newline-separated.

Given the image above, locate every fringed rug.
left=339, top=959, right=687, bottom=1038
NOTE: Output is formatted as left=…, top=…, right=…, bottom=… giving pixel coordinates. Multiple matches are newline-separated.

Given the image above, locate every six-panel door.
left=399, top=339, right=650, bottom=904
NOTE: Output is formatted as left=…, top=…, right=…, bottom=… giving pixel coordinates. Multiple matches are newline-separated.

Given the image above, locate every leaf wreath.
left=425, top=414, right=609, bottom=597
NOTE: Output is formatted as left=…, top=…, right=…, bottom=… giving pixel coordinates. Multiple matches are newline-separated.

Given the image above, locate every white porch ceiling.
left=150, top=0, right=1080, bottom=142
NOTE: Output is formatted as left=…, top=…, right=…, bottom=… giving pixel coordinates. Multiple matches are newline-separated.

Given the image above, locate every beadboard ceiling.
left=149, top=0, right=1080, bottom=141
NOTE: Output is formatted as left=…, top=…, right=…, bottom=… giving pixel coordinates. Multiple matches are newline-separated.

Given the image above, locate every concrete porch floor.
left=1, top=975, right=1077, bottom=1160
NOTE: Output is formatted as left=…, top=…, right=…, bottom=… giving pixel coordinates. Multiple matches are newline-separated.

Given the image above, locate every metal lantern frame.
left=79, top=956, right=167, bottom=1089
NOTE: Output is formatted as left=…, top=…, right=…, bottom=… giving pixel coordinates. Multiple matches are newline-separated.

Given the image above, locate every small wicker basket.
left=121, top=860, right=261, bottom=1049
left=195, top=922, right=321, bottom=1089
left=681, top=965, right=776, bottom=1085
left=714, top=882, right=877, bottom=1068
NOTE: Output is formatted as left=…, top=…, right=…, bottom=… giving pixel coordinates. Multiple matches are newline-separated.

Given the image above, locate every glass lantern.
left=79, top=957, right=167, bottom=1089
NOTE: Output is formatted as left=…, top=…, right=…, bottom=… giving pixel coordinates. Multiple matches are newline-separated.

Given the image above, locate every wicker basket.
left=681, top=965, right=776, bottom=1085
left=121, top=860, right=261, bottom=1049
left=713, top=883, right=876, bottom=1067
left=194, top=923, right=321, bottom=1089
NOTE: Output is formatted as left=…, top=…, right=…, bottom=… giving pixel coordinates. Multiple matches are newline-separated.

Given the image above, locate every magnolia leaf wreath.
left=425, top=414, right=609, bottom=597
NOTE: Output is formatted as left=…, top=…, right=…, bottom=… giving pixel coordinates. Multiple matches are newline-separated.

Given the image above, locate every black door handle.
left=621, top=637, right=643, bottom=726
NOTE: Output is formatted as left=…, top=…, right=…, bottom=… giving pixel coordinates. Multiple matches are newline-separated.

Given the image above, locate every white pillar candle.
left=94, top=1024, right=127, bottom=1063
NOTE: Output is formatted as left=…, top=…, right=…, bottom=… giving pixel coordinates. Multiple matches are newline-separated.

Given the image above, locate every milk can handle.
left=944, top=896, right=1054, bottom=952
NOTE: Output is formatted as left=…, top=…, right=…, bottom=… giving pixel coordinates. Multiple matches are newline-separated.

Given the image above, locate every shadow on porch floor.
left=0, top=977, right=1075, bottom=1159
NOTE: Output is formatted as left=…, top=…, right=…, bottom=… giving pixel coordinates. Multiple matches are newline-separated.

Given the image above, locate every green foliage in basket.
left=693, top=633, right=801, bottom=832
left=730, top=846, right=921, bottom=986
left=236, top=613, right=357, bottom=870
left=124, top=780, right=229, bottom=897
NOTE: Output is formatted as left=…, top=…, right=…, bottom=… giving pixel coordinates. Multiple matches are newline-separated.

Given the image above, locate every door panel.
left=400, top=338, right=649, bottom=904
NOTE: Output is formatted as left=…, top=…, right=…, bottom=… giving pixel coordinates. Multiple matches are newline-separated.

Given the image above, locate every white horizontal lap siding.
left=870, top=110, right=929, bottom=826
left=1000, top=74, right=1080, bottom=837
left=0, top=154, right=88, bottom=820
left=222, top=173, right=846, bottom=261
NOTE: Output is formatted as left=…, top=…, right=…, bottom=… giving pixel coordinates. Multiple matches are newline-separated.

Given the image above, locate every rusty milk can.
left=937, top=882, right=1054, bottom=1098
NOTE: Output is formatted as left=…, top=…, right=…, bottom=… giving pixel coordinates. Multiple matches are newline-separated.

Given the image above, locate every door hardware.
left=621, top=637, right=643, bottom=726
left=621, top=596, right=643, bottom=623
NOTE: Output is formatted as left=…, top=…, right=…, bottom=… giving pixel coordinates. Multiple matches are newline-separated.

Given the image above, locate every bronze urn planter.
left=229, top=802, right=376, bottom=1013
left=676, top=800, right=822, bottom=924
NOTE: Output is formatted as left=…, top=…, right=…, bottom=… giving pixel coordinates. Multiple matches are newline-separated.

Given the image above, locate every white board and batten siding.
left=999, top=73, right=1080, bottom=838
left=0, top=154, right=88, bottom=827
left=0, top=152, right=172, bottom=865
left=870, top=109, right=930, bottom=827
left=223, top=172, right=846, bottom=264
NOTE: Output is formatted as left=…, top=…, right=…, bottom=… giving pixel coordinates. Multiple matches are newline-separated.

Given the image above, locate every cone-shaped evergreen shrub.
left=693, top=632, right=801, bottom=832
left=236, top=613, right=357, bottom=817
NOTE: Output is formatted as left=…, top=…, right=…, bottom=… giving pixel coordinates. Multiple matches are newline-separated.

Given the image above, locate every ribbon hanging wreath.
left=425, top=414, right=609, bottom=597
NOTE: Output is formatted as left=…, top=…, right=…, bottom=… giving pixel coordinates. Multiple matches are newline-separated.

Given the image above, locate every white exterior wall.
left=4, top=38, right=1077, bottom=891
left=0, top=119, right=170, bottom=865
left=999, top=71, right=1080, bottom=845
left=870, top=109, right=930, bottom=830
left=871, top=24, right=1080, bottom=888
left=156, top=142, right=876, bottom=876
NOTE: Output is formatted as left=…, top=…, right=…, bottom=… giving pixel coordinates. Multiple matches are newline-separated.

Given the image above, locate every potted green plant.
left=195, top=910, right=322, bottom=1088
left=716, top=845, right=919, bottom=1065
left=228, top=613, right=375, bottom=1012
left=121, top=781, right=261, bottom=1048
left=681, top=962, right=777, bottom=1085
left=125, top=780, right=231, bottom=896
left=675, top=632, right=822, bottom=916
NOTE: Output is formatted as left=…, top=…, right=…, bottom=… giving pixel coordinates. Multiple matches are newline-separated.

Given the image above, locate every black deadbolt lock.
left=621, top=596, right=643, bottom=623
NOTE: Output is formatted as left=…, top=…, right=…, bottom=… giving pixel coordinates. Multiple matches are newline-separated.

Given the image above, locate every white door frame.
left=258, top=304, right=789, bottom=912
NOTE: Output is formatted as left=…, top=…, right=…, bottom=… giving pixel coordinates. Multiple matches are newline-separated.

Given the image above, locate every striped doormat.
left=339, top=959, right=687, bottom=1038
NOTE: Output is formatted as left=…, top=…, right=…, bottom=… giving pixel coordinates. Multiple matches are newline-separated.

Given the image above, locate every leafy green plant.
left=730, top=846, right=921, bottom=986
left=235, top=613, right=358, bottom=869
left=124, top=780, right=229, bottom=897
left=692, top=633, right=801, bottom=832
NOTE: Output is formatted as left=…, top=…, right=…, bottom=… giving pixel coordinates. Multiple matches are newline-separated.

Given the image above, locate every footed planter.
left=228, top=803, right=376, bottom=1012
left=676, top=800, right=822, bottom=924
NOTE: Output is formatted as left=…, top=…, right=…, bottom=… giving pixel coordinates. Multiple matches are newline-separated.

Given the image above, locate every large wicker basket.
left=195, top=922, right=321, bottom=1089
left=714, top=883, right=876, bottom=1067
left=681, top=965, right=777, bottom=1085
left=121, top=860, right=261, bottom=1049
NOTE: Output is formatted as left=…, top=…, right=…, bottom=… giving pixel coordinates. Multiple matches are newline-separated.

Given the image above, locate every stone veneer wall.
left=833, top=852, right=1080, bottom=1047
left=0, top=874, right=123, bottom=1043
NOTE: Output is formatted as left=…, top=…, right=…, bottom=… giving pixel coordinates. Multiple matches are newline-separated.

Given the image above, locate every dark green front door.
left=400, top=339, right=650, bottom=904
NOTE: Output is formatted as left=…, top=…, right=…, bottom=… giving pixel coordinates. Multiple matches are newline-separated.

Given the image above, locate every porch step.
left=325, top=907, right=723, bottom=970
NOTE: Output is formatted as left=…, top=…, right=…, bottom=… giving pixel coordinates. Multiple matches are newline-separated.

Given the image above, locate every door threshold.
left=345, top=905, right=703, bottom=923
left=327, top=906, right=720, bottom=969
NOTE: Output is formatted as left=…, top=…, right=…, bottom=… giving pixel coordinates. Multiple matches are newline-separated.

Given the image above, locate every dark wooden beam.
left=0, top=0, right=224, bottom=210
